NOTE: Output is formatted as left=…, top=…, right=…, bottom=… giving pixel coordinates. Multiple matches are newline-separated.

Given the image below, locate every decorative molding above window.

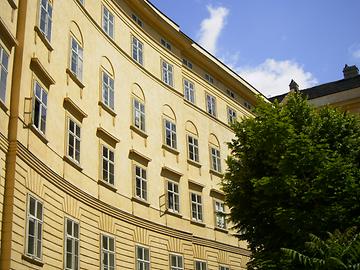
left=128, top=149, right=151, bottom=164
left=63, top=97, right=88, bottom=122
left=30, top=57, right=55, bottom=88
left=161, top=166, right=183, bottom=180
left=210, top=188, right=225, bottom=200
left=0, top=17, right=18, bottom=50
left=96, top=127, right=120, bottom=148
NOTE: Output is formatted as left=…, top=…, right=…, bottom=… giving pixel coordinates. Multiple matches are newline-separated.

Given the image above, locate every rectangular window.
left=206, top=94, right=216, bottom=117
left=101, top=235, right=115, bottom=270
left=39, top=0, right=53, bottom=41
left=219, top=266, right=230, bottom=270
left=26, top=195, right=43, bottom=259
left=167, top=181, right=179, bottom=213
left=210, top=147, right=221, bottom=172
left=160, top=38, right=172, bottom=51
left=215, top=201, right=226, bottom=229
left=227, top=107, right=237, bottom=125
left=0, top=45, right=9, bottom=103
left=226, top=89, right=236, bottom=99
left=164, top=119, right=177, bottom=149
left=132, top=36, right=143, bottom=65
left=187, top=135, right=199, bottom=162
left=135, top=165, right=147, bottom=201
left=133, top=98, right=145, bottom=131
left=67, top=118, right=81, bottom=163
left=244, top=101, right=252, bottom=110
left=191, top=193, right=203, bottom=222
left=162, top=60, right=173, bottom=86
left=170, top=254, right=183, bottom=270
left=136, top=246, right=150, bottom=270
left=183, top=79, right=195, bottom=103
left=70, top=37, right=83, bottom=81
left=205, top=73, right=214, bottom=84
left=102, top=6, right=114, bottom=38
left=102, top=71, right=114, bottom=110
left=32, top=81, right=48, bottom=135
left=195, top=260, right=207, bottom=270
left=182, top=58, right=193, bottom=69
left=102, top=145, right=115, bottom=185
left=132, top=14, right=143, bottom=28
left=65, top=218, right=79, bottom=270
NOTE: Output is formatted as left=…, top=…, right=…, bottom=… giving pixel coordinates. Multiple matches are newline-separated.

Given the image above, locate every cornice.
left=16, top=141, right=249, bottom=255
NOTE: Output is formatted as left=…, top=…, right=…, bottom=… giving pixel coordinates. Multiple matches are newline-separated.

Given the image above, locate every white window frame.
left=170, top=254, right=183, bottom=270
left=219, top=266, right=230, bottom=270
left=191, top=192, right=203, bottom=222
left=215, top=200, right=226, bottom=229
left=32, top=81, right=48, bottom=135
left=133, top=98, right=145, bottom=132
left=195, top=260, right=207, bottom=270
left=210, top=147, right=221, bottom=173
left=183, top=79, right=195, bottom=103
left=102, top=71, right=114, bottom=110
left=164, top=119, right=177, bottom=149
left=26, top=194, right=43, bottom=260
left=102, top=5, right=114, bottom=38
left=0, top=45, right=9, bottom=103
left=206, top=94, right=216, bottom=117
left=67, top=118, right=81, bottom=164
left=160, top=38, right=172, bottom=51
left=187, top=135, right=199, bottom=162
left=136, top=245, right=150, bottom=270
left=64, top=217, right=80, bottom=270
left=167, top=181, right=180, bottom=213
left=135, top=165, right=147, bottom=201
left=101, top=145, right=115, bottom=185
left=162, top=60, right=173, bottom=87
left=227, top=107, right=237, bottom=125
left=70, top=37, right=83, bottom=81
left=226, top=89, right=236, bottom=99
left=132, top=36, right=143, bottom=65
left=182, top=58, right=193, bottom=69
left=39, top=0, right=53, bottom=41
left=101, top=234, right=115, bottom=270
left=132, top=14, right=143, bottom=27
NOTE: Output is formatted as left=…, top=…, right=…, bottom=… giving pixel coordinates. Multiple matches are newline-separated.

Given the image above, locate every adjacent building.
left=0, top=0, right=264, bottom=269
left=271, top=65, right=360, bottom=113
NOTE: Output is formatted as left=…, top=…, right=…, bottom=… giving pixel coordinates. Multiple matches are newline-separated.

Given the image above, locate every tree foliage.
left=222, top=93, right=360, bottom=269
left=282, top=227, right=360, bottom=269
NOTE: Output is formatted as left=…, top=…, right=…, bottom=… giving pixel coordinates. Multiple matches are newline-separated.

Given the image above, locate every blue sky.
left=150, top=0, right=360, bottom=97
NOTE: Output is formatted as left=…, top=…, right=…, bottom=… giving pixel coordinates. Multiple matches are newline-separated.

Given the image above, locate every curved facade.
left=0, top=0, right=263, bottom=269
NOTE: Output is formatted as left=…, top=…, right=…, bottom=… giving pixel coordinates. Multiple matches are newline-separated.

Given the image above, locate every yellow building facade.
left=0, top=0, right=263, bottom=269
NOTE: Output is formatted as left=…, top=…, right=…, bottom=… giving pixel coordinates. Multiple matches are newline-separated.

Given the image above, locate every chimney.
left=343, top=64, right=359, bottom=79
left=289, top=79, right=299, bottom=92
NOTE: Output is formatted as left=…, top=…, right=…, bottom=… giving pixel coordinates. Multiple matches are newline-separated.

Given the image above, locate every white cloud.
left=198, top=5, right=229, bottom=55
left=353, top=49, right=360, bottom=59
left=234, top=59, right=318, bottom=97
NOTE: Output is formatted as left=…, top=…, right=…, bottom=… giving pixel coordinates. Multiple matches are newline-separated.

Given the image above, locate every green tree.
left=222, top=93, right=360, bottom=269
left=282, top=227, right=360, bottom=269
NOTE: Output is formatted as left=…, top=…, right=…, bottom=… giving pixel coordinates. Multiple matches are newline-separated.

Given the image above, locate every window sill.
left=187, top=159, right=201, bottom=168
left=131, top=196, right=150, bottom=207
left=162, top=144, right=179, bottom=155
left=29, top=125, right=49, bottom=144
left=184, top=98, right=196, bottom=106
left=214, top=227, right=228, bottom=234
left=209, top=169, right=223, bottom=178
left=34, top=26, right=53, bottom=52
left=63, top=156, right=83, bottom=172
left=66, top=68, right=85, bottom=89
left=191, top=220, right=206, bottom=227
left=22, top=254, right=44, bottom=267
left=98, top=101, right=117, bottom=117
left=0, top=99, right=8, bottom=113
left=98, top=179, right=117, bottom=192
left=165, top=209, right=182, bottom=218
left=130, top=125, right=148, bottom=138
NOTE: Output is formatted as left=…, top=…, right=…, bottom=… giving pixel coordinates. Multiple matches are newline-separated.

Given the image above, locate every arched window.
left=209, top=133, right=221, bottom=173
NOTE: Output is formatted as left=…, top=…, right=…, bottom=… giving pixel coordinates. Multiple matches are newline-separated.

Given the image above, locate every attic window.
left=226, top=89, right=236, bottom=99
left=244, top=101, right=252, bottom=110
left=182, top=58, right=193, bottom=69
left=205, top=73, right=214, bottom=84
left=132, top=14, right=143, bottom=28
left=161, top=38, right=172, bottom=51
